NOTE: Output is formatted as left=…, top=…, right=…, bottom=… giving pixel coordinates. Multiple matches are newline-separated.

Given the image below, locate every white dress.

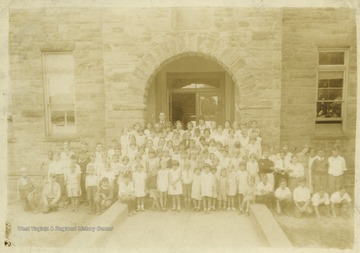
left=236, top=170, right=249, bottom=195
left=201, top=172, right=214, bottom=197
left=168, top=168, right=183, bottom=195
left=227, top=171, right=237, bottom=196
left=133, top=171, right=147, bottom=197
left=157, top=169, right=169, bottom=192
left=246, top=161, right=259, bottom=178
left=191, top=175, right=202, bottom=200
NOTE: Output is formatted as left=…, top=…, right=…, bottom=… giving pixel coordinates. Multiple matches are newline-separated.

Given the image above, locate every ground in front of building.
left=275, top=214, right=354, bottom=249
left=6, top=201, right=354, bottom=248
left=6, top=202, right=95, bottom=247
left=100, top=209, right=265, bottom=248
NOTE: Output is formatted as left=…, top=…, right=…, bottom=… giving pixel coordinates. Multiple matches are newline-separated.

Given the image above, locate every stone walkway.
left=102, top=209, right=265, bottom=248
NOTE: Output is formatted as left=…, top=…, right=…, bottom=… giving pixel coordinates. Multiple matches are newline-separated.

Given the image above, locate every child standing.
left=146, top=149, right=159, bottom=173
left=210, top=167, right=218, bottom=211
left=168, top=160, right=183, bottom=211
left=241, top=176, right=257, bottom=216
left=201, top=164, right=214, bottom=214
left=157, top=160, right=170, bottom=211
left=191, top=168, right=202, bottom=212
left=227, top=165, right=237, bottom=211
left=288, top=156, right=305, bottom=193
left=86, top=165, right=99, bottom=213
left=236, top=161, right=248, bottom=213
left=217, top=168, right=228, bottom=210
left=148, top=167, right=160, bottom=211
left=182, top=161, right=193, bottom=210
left=133, top=164, right=147, bottom=211
left=118, top=156, right=131, bottom=180
left=246, top=154, right=259, bottom=183
left=66, top=163, right=81, bottom=212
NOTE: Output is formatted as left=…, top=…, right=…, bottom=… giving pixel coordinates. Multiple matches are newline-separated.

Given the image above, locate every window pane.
left=319, top=52, right=345, bottom=65
left=199, top=94, right=218, bottom=122
left=317, top=89, right=329, bottom=100
left=328, top=89, right=342, bottom=100
left=316, top=101, right=342, bottom=118
left=43, top=53, right=76, bottom=135
left=51, top=111, right=66, bottom=126
left=171, top=93, right=196, bottom=125
left=47, top=73, right=74, bottom=104
left=317, top=71, right=344, bottom=101
left=329, top=79, right=343, bottom=88
left=318, top=79, right=329, bottom=88
left=50, top=110, right=76, bottom=134
left=67, top=111, right=75, bottom=125
left=172, top=78, right=219, bottom=89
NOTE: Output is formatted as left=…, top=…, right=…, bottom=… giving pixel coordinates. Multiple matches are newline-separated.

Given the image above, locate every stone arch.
left=129, top=34, right=250, bottom=105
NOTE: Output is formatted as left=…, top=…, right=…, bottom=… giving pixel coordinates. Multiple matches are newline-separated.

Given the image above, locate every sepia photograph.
left=0, top=0, right=359, bottom=252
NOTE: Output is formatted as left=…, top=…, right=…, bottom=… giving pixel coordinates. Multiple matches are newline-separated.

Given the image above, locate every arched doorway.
left=146, top=55, right=235, bottom=126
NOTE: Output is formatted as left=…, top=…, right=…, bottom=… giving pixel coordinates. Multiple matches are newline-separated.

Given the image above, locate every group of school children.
left=17, top=116, right=352, bottom=219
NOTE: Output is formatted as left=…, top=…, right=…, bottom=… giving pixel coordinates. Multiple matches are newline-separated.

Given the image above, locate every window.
left=316, top=49, right=348, bottom=124
left=42, top=52, right=76, bottom=135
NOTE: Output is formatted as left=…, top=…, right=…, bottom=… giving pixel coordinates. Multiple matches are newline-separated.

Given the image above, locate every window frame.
left=42, top=51, right=77, bottom=136
left=315, top=48, right=349, bottom=130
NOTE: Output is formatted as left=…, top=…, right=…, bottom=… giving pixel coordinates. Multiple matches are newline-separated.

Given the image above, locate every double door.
left=170, top=91, right=220, bottom=127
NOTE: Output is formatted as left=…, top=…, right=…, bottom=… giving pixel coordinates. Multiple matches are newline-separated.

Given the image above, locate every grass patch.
left=275, top=215, right=354, bottom=249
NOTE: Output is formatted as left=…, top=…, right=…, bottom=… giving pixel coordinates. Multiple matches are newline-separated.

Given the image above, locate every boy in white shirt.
left=274, top=179, right=292, bottom=215
left=330, top=187, right=351, bottom=218
left=255, top=174, right=275, bottom=210
left=118, top=174, right=136, bottom=216
left=293, top=178, right=313, bottom=218
left=311, top=188, right=330, bottom=219
left=287, top=156, right=305, bottom=192
left=86, top=166, right=98, bottom=213
left=327, top=148, right=347, bottom=194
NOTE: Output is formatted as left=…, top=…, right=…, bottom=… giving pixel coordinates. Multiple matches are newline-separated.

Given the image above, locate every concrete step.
left=250, top=204, right=293, bottom=248
left=66, top=201, right=128, bottom=247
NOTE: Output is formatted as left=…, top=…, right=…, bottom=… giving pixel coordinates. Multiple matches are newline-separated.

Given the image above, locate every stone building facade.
left=7, top=7, right=357, bottom=198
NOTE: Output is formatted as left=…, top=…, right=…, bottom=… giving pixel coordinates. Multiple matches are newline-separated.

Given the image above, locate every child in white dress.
left=246, top=138, right=260, bottom=160
left=246, top=154, right=259, bottom=183
left=210, top=167, right=218, bottom=211
left=201, top=164, right=214, bottom=214
left=236, top=161, right=249, bottom=212
left=217, top=168, right=228, bottom=210
left=168, top=160, right=183, bottom=211
left=191, top=168, right=202, bottom=212
left=157, top=160, right=169, bottom=211
left=226, top=129, right=237, bottom=156
left=133, top=164, right=147, bottom=211
left=227, top=164, right=237, bottom=211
